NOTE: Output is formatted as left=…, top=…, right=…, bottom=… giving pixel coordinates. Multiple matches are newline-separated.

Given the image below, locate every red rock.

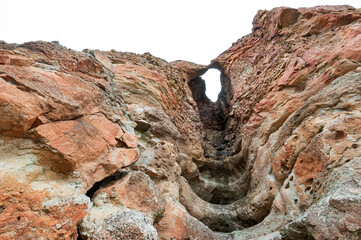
left=0, top=75, right=44, bottom=136
left=121, top=132, right=138, bottom=148
left=170, top=60, right=207, bottom=81
left=0, top=41, right=138, bottom=239
left=34, top=113, right=138, bottom=188
left=84, top=49, right=115, bottom=73
left=90, top=171, right=165, bottom=223
left=1, top=5, right=361, bottom=240
left=80, top=172, right=163, bottom=239
left=0, top=174, right=89, bottom=240
left=293, top=138, right=325, bottom=186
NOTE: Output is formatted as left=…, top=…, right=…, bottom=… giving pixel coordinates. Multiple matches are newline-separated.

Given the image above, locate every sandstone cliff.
left=1, top=5, right=361, bottom=240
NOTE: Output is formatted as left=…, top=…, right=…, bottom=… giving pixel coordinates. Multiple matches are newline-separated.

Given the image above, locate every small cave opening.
left=202, top=69, right=222, bottom=102
left=188, top=68, right=227, bottom=131
left=85, top=171, right=128, bottom=199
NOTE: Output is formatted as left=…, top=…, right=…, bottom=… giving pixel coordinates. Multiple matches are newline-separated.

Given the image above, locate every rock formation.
left=1, top=5, right=361, bottom=240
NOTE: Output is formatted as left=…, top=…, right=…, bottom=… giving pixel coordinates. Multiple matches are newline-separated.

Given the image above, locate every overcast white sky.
left=3, top=0, right=361, bottom=100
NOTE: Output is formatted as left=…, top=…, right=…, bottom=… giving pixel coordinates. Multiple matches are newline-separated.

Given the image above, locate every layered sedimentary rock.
left=1, top=5, right=361, bottom=240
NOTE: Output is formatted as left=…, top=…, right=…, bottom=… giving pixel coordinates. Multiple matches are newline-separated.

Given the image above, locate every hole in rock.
left=304, top=178, right=314, bottom=186
left=0, top=74, right=17, bottom=85
left=188, top=68, right=229, bottom=131
left=187, top=67, right=250, bottom=208
left=202, top=69, right=222, bottom=102
left=77, top=225, right=82, bottom=240
left=334, top=130, right=347, bottom=140
left=85, top=180, right=103, bottom=199
left=351, top=143, right=359, bottom=149
left=186, top=65, right=271, bottom=232
left=115, top=140, right=127, bottom=148
left=318, top=125, right=324, bottom=134
left=85, top=171, right=127, bottom=199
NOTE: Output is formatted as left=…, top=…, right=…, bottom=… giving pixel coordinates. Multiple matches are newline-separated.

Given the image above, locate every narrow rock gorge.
left=1, top=5, right=361, bottom=240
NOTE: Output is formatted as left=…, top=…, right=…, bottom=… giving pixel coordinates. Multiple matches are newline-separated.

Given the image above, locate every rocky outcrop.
left=0, top=42, right=139, bottom=239
left=1, top=5, right=361, bottom=240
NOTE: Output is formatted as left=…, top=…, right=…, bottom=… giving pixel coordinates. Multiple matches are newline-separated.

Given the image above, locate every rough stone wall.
left=0, top=5, right=361, bottom=240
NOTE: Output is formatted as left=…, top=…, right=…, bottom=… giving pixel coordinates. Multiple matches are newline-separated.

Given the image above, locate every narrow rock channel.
left=1, top=5, right=361, bottom=240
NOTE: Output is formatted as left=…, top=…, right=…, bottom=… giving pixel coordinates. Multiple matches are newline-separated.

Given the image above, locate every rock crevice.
left=1, top=5, right=361, bottom=240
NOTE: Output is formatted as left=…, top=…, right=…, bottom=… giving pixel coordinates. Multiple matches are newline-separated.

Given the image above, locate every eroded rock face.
left=0, top=42, right=139, bottom=239
left=1, top=5, right=361, bottom=240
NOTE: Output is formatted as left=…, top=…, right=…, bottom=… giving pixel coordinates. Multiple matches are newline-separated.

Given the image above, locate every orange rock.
left=0, top=75, right=43, bottom=136
left=34, top=113, right=138, bottom=188
left=0, top=174, right=89, bottom=239
left=1, top=5, right=361, bottom=240
left=121, top=132, right=138, bottom=148
left=94, top=171, right=165, bottom=223
left=293, top=138, right=325, bottom=186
